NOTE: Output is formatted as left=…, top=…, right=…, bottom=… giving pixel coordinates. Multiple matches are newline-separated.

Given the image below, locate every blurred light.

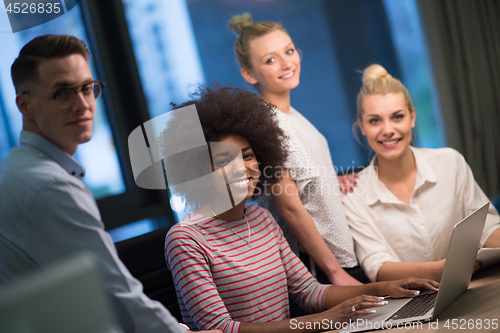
left=169, top=195, right=186, bottom=212
left=108, top=219, right=155, bottom=243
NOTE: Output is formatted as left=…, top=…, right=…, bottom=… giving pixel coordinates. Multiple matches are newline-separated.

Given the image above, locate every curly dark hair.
left=158, top=85, right=288, bottom=210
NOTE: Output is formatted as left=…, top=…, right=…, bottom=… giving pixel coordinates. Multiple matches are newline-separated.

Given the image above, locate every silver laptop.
left=341, top=201, right=490, bottom=333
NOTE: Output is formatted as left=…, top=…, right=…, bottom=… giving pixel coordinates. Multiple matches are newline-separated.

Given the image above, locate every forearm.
left=323, top=277, right=439, bottom=310
left=376, top=261, right=444, bottom=282
left=484, top=228, right=500, bottom=248
left=239, top=279, right=439, bottom=333
left=323, top=284, right=385, bottom=309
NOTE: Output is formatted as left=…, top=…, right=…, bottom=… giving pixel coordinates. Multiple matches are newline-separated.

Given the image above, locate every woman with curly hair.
left=159, top=84, right=287, bottom=215
left=228, top=14, right=365, bottom=285
left=163, top=85, right=438, bottom=333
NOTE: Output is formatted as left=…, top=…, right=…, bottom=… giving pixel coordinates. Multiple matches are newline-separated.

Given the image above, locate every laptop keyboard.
left=387, top=292, right=437, bottom=321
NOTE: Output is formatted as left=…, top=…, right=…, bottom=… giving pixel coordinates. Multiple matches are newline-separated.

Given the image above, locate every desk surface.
left=329, top=264, right=500, bottom=332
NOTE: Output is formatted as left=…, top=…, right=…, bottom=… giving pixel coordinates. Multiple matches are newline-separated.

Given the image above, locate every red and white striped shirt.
left=165, top=204, right=330, bottom=333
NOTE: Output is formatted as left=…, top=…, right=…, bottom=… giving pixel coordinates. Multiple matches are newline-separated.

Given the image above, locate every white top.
left=257, top=107, right=357, bottom=268
left=342, top=147, right=500, bottom=282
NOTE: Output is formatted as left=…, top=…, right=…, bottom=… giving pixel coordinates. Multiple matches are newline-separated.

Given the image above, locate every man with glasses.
left=0, top=35, right=205, bottom=333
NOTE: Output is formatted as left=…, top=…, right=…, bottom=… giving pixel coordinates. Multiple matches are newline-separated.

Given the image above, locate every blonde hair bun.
left=228, top=13, right=253, bottom=36
left=362, top=64, right=390, bottom=85
left=228, top=14, right=287, bottom=70
left=356, top=63, right=413, bottom=122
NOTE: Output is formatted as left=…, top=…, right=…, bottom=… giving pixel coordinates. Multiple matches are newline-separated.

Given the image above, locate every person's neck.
left=23, top=124, right=77, bottom=156
left=258, top=88, right=292, bottom=114
left=375, top=147, right=416, bottom=185
left=210, top=200, right=247, bottom=221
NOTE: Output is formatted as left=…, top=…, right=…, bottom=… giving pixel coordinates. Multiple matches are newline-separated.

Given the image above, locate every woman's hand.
left=381, top=277, right=439, bottom=298
left=324, top=295, right=387, bottom=324
left=338, top=173, right=359, bottom=193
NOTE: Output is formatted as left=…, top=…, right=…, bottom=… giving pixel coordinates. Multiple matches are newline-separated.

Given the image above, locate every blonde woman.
left=342, top=64, right=500, bottom=282
left=228, top=13, right=366, bottom=286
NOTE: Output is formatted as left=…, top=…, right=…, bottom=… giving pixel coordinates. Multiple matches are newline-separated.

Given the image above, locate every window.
left=383, top=0, right=446, bottom=148
left=121, top=0, right=207, bottom=221
left=122, top=0, right=205, bottom=118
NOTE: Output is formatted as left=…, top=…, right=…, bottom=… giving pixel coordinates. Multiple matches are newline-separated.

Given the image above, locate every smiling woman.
left=159, top=85, right=287, bottom=213
left=359, top=93, right=415, bottom=171
left=239, top=28, right=300, bottom=102
left=228, top=13, right=365, bottom=286
left=342, top=64, right=500, bottom=283
left=163, top=84, right=440, bottom=333
left=356, top=64, right=416, bottom=170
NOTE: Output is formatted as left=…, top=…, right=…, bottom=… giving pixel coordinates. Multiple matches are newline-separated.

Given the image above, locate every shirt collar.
left=363, top=162, right=395, bottom=205
left=364, top=146, right=437, bottom=205
left=19, top=130, right=86, bottom=180
left=411, top=146, right=437, bottom=190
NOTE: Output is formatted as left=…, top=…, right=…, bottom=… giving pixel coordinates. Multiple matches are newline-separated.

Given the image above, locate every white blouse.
left=257, top=107, right=358, bottom=268
left=342, top=147, right=500, bottom=282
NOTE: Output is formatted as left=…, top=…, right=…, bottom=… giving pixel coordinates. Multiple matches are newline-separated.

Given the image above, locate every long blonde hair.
left=228, top=13, right=289, bottom=70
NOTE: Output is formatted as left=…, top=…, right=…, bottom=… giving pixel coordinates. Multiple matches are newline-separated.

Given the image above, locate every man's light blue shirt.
left=0, top=130, right=184, bottom=333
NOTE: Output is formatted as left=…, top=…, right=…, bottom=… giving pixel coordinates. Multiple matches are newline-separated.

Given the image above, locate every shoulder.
left=414, top=147, right=468, bottom=170
left=1, top=145, right=82, bottom=193
left=1, top=148, right=94, bottom=216
left=246, top=203, right=268, bottom=214
left=246, top=204, right=276, bottom=223
left=414, top=146, right=461, bottom=160
left=246, top=204, right=283, bottom=238
left=166, top=213, right=213, bottom=247
left=289, top=106, right=305, bottom=118
left=346, top=163, right=378, bottom=191
left=287, top=107, right=315, bottom=128
left=274, top=107, right=306, bottom=129
left=167, top=213, right=206, bottom=238
left=165, top=227, right=204, bottom=264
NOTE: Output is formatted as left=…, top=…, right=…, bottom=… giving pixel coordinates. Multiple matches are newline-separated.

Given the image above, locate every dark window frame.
left=81, top=0, right=175, bottom=231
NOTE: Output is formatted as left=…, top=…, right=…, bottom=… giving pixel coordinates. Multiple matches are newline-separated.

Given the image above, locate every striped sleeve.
left=165, top=224, right=241, bottom=333
left=270, top=210, right=330, bottom=313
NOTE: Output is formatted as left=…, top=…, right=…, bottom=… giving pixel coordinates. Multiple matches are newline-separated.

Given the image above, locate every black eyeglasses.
left=23, top=81, right=104, bottom=107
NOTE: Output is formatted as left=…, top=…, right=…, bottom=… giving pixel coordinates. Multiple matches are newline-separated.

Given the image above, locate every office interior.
left=0, top=0, right=499, bottom=321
